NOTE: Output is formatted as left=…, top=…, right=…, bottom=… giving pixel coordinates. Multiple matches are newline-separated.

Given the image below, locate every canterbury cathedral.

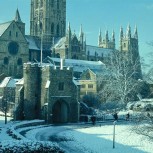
left=0, top=0, right=142, bottom=78
left=0, top=0, right=143, bottom=123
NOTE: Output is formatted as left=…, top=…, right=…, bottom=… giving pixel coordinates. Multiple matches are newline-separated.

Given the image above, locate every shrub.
left=0, top=140, right=64, bottom=153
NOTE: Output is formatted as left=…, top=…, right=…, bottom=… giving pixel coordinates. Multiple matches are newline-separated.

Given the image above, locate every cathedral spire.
left=98, top=28, right=102, bottom=46
left=120, top=26, right=123, bottom=40
left=126, top=24, right=131, bottom=38
left=79, top=24, right=83, bottom=37
left=105, top=30, right=109, bottom=41
left=79, top=24, right=84, bottom=44
left=68, top=22, right=71, bottom=32
left=112, top=30, right=115, bottom=42
left=14, top=9, right=22, bottom=22
left=134, top=25, right=138, bottom=39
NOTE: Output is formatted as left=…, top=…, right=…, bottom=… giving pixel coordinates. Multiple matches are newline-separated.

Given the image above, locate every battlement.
left=23, top=62, right=39, bottom=69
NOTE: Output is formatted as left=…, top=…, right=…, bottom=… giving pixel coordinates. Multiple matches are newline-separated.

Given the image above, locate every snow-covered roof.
left=73, top=78, right=81, bottom=86
left=25, top=35, right=40, bottom=50
left=53, top=37, right=66, bottom=49
left=16, top=78, right=24, bottom=85
left=86, top=45, right=113, bottom=57
left=0, top=21, right=12, bottom=36
left=0, top=77, right=16, bottom=88
left=47, top=57, right=105, bottom=73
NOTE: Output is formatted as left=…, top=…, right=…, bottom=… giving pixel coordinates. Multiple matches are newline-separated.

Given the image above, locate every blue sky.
left=0, top=0, right=153, bottom=68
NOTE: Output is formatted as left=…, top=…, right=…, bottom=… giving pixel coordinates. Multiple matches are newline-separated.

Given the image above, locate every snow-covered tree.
left=98, top=50, right=143, bottom=108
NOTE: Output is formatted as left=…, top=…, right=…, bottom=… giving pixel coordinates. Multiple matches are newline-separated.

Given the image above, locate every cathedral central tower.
left=30, top=0, right=66, bottom=47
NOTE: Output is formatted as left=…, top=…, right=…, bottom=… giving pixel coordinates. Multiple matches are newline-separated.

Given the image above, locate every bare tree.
left=98, top=50, right=142, bottom=109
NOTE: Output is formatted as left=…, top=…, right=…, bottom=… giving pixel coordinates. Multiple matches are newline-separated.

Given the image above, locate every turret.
left=120, top=26, right=123, bottom=41
left=66, top=22, right=71, bottom=43
left=105, top=30, right=109, bottom=42
left=112, top=30, right=115, bottom=42
left=65, top=22, right=72, bottom=58
left=134, top=25, right=138, bottom=39
left=98, top=28, right=102, bottom=46
left=126, top=24, right=131, bottom=39
left=14, top=9, right=22, bottom=22
left=79, top=24, right=84, bottom=45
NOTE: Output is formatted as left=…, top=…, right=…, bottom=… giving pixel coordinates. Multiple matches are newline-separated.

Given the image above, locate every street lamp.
left=3, top=98, right=8, bottom=124
left=113, top=121, right=116, bottom=149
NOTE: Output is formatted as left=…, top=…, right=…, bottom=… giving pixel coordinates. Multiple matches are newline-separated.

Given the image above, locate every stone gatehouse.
left=14, top=61, right=80, bottom=123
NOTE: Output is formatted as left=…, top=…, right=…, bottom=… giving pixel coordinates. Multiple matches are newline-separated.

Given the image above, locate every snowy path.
left=34, top=125, right=91, bottom=153
left=25, top=122, right=153, bottom=153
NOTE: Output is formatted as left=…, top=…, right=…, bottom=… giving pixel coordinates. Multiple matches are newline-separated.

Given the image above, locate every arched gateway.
left=52, top=100, right=69, bottom=123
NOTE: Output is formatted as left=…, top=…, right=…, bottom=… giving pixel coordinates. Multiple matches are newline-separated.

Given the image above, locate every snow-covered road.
left=25, top=122, right=153, bottom=153
left=33, top=125, right=91, bottom=153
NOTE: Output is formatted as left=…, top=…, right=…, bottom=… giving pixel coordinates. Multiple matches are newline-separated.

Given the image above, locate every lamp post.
left=4, top=98, right=7, bottom=124
left=113, top=121, right=116, bottom=149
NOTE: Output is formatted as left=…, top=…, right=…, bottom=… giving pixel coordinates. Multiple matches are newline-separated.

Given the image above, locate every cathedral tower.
left=98, top=30, right=115, bottom=49
left=30, top=0, right=66, bottom=48
left=119, top=25, right=142, bottom=79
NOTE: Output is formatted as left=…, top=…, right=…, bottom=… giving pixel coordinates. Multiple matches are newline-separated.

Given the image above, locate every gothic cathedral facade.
left=30, top=0, right=66, bottom=49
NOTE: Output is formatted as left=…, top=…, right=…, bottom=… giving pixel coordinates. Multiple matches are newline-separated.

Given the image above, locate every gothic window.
left=40, top=0, right=43, bottom=7
left=58, top=82, right=64, bottom=91
left=88, top=84, right=93, bottom=88
left=4, top=57, right=9, bottom=65
left=57, top=0, right=59, bottom=9
left=36, top=1, right=38, bottom=8
left=81, top=84, right=86, bottom=88
left=124, top=43, right=126, bottom=48
left=51, top=0, right=54, bottom=7
left=17, top=58, right=22, bottom=65
left=40, top=22, right=43, bottom=31
left=9, top=31, right=11, bottom=37
left=51, top=23, right=54, bottom=34
left=56, top=24, right=59, bottom=36
left=35, top=24, right=38, bottom=34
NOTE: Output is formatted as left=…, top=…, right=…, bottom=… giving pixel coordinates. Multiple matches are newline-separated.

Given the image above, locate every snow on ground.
left=1, top=115, right=153, bottom=153
left=25, top=122, right=153, bottom=153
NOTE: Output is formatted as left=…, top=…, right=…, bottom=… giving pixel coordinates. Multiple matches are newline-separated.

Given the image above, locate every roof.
left=0, top=21, right=12, bottom=36
left=15, top=78, right=24, bottom=85
left=25, top=35, right=40, bottom=50
left=86, top=45, right=113, bottom=57
left=0, top=77, right=16, bottom=88
left=53, top=37, right=66, bottom=49
left=47, top=57, right=106, bottom=73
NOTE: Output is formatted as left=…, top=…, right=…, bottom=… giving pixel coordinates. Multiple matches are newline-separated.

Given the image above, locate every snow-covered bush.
left=0, top=140, right=64, bottom=153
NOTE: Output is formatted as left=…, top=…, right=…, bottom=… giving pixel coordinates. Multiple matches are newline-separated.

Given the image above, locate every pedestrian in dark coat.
left=113, top=112, right=118, bottom=121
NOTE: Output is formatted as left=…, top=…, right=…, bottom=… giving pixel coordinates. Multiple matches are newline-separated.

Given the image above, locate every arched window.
left=51, top=0, right=54, bottom=7
left=51, top=23, right=54, bottom=34
left=124, top=43, right=126, bottom=48
left=40, top=22, right=43, bottom=31
left=4, top=57, right=9, bottom=65
left=36, top=1, right=38, bottom=8
left=17, top=58, right=22, bottom=65
left=56, top=24, right=59, bottom=36
left=40, top=0, right=43, bottom=7
left=35, top=24, right=38, bottom=34
left=56, top=53, right=60, bottom=58
left=57, top=0, right=59, bottom=9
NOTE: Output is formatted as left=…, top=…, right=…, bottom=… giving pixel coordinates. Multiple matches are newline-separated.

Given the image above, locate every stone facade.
left=0, top=18, right=29, bottom=78
left=15, top=62, right=79, bottom=123
left=119, top=25, right=142, bottom=79
left=30, top=0, right=66, bottom=49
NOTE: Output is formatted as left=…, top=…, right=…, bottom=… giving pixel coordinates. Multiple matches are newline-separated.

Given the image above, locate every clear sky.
left=0, top=0, right=153, bottom=68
